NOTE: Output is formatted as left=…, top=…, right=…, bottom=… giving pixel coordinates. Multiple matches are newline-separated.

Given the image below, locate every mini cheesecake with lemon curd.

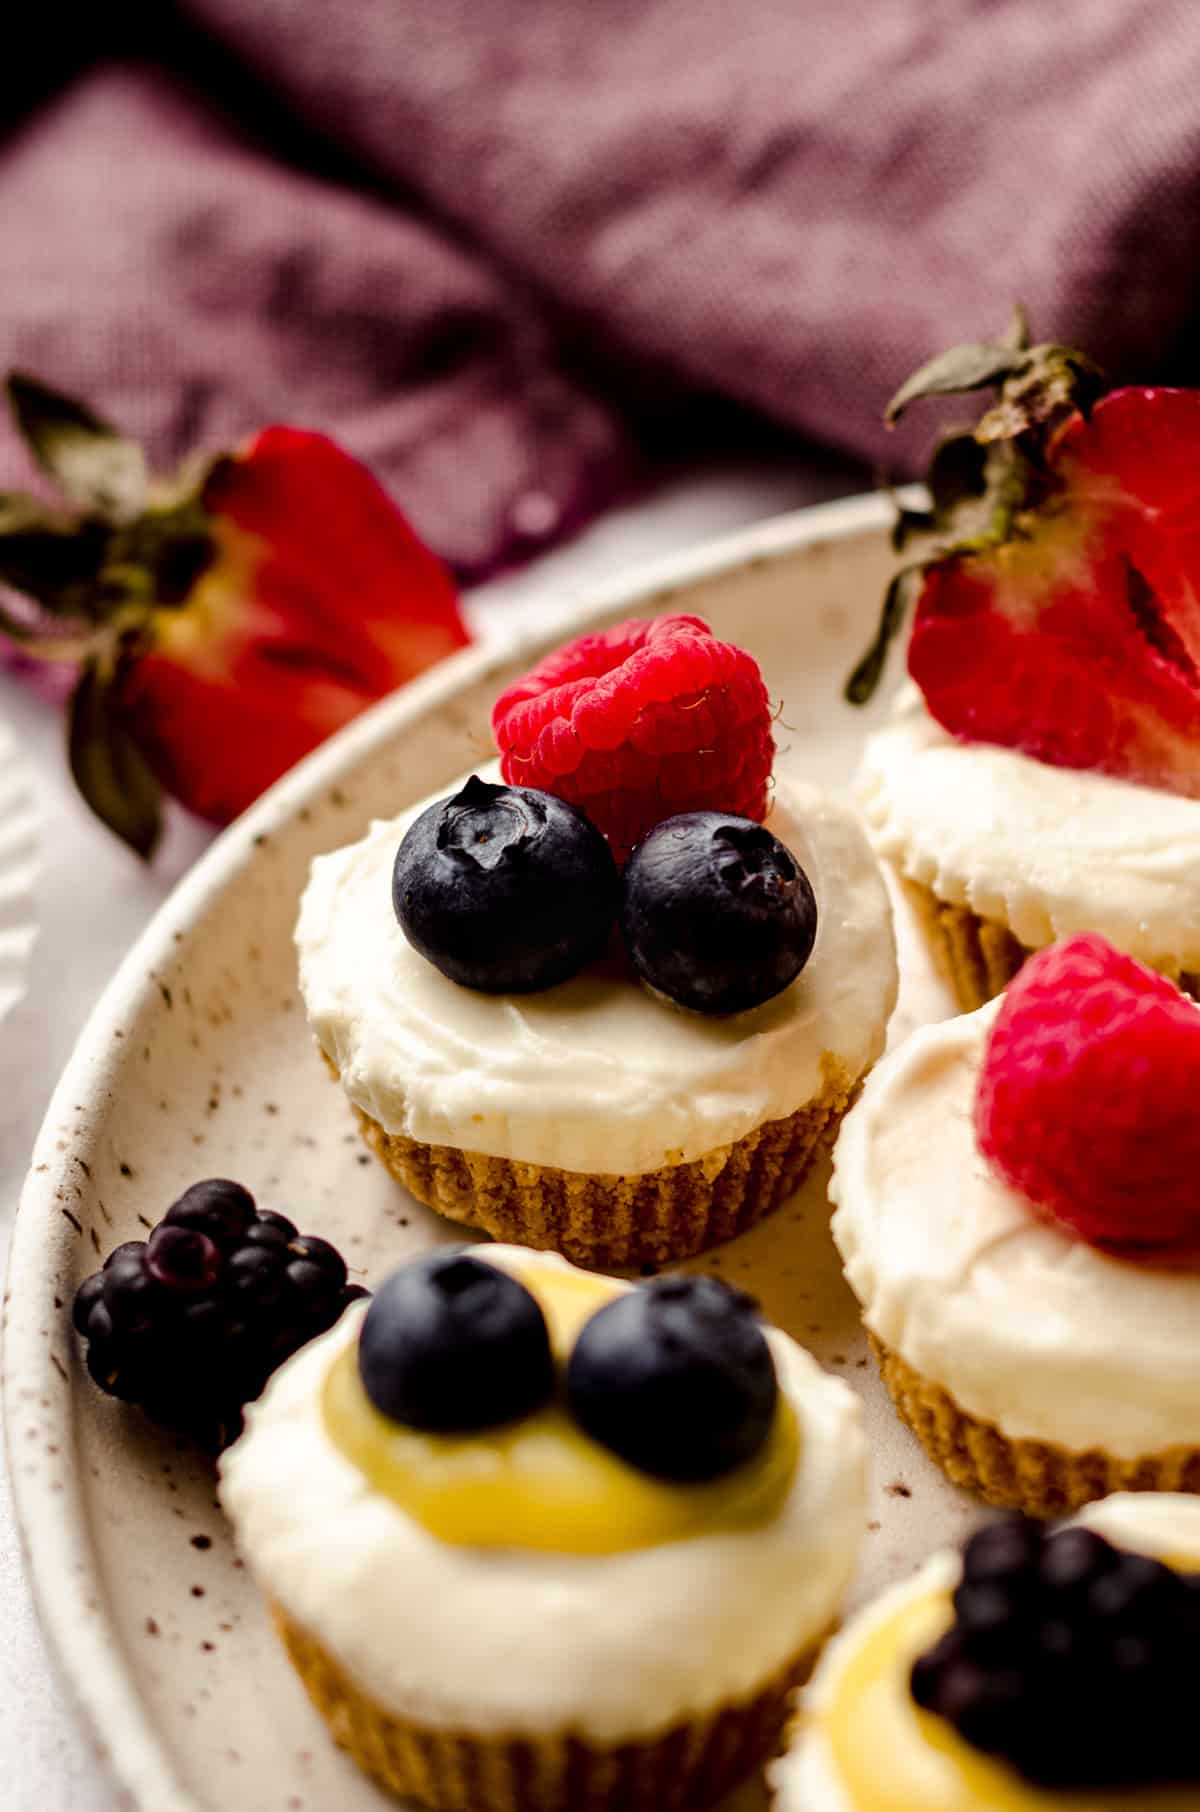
left=772, top=1494, right=1200, bottom=1812
left=219, top=1245, right=867, bottom=1812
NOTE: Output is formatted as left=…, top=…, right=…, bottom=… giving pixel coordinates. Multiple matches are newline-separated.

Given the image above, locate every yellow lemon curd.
left=323, top=1262, right=798, bottom=1554
left=824, top=1550, right=1200, bottom=1812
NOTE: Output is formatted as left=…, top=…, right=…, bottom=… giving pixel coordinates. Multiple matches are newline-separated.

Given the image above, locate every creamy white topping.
left=859, top=686, right=1200, bottom=972
left=831, top=1002, right=1200, bottom=1458
left=296, top=765, right=897, bottom=1174
left=219, top=1247, right=867, bottom=1743
left=771, top=1495, right=1200, bottom=1812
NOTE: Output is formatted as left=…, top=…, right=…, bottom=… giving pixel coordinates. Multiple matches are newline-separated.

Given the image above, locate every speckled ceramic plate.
left=0, top=707, right=38, bottom=1027
left=4, top=492, right=984, bottom=1812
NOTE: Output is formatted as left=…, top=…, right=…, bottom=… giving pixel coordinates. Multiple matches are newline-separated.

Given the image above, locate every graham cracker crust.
left=870, top=1332, right=1200, bottom=1518
left=335, top=1053, right=855, bottom=1269
left=901, top=879, right=1200, bottom=1011
left=273, top=1600, right=824, bottom=1812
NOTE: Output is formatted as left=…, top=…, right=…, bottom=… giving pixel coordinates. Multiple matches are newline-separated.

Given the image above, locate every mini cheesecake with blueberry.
left=297, top=615, right=898, bottom=1267
left=832, top=933, right=1200, bottom=1515
left=219, top=1245, right=867, bottom=1812
left=850, top=321, right=1200, bottom=1010
left=773, top=1494, right=1200, bottom=1811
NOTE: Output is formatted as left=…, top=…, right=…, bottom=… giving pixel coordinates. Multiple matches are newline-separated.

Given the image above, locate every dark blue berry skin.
left=71, top=1180, right=364, bottom=1453
left=358, top=1251, right=554, bottom=1433
left=911, top=1516, right=1200, bottom=1788
left=565, top=1275, right=777, bottom=1482
left=620, top=812, right=818, bottom=1015
left=392, top=775, right=619, bottom=993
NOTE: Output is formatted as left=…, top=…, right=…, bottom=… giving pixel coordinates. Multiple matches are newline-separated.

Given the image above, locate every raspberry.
left=975, top=934, right=1200, bottom=1257
left=491, top=616, right=774, bottom=862
left=72, top=1179, right=368, bottom=1452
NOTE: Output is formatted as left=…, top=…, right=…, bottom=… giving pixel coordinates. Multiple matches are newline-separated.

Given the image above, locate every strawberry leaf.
left=845, top=564, right=922, bottom=704
left=926, top=432, right=989, bottom=523
left=975, top=346, right=1107, bottom=444
left=891, top=505, right=935, bottom=552
left=67, top=661, right=163, bottom=858
left=7, top=374, right=146, bottom=524
left=1000, top=301, right=1031, bottom=354
left=111, top=497, right=216, bottom=607
left=885, top=343, right=1024, bottom=427
left=0, top=493, right=110, bottom=616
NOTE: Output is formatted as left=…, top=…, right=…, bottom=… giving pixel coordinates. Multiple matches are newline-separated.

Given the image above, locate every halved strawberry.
left=0, top=380, right=468, bottom=853
left=849, top=317, right=1200, bottom=798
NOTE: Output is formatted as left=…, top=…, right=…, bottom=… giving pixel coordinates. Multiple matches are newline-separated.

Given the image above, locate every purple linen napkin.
left=3, top=1, right=1200, bottom=576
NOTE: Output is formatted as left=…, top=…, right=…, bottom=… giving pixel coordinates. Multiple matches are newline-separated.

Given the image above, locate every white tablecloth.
left=0, top=460, right=856, bottom=1812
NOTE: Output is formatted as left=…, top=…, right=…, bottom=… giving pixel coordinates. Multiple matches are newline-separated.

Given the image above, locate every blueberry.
left=392, top=775, right=619, bottom=993
left=358, top=1252, right=554, bottom=1432
left=620, top=812, right=818, bottom=1015
left=564, top=1275, right=777, bottom=1482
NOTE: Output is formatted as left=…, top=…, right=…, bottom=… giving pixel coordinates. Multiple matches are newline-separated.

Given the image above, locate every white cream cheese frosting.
left=219, top=1247, right=867, bottom=1743
left=296, top=763, right=897, bottom=1174
left=831, top=1000, right=1200, bottom=1459
left=771, top=1494, right=1200, bottom=1812
left=859, top=685, right=1200, bottom=972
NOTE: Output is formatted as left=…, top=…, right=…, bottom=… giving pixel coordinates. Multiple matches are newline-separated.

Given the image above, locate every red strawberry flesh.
left=116, top=428, right=468, bottom=824
left=909, top=387, right=1200, bottom=798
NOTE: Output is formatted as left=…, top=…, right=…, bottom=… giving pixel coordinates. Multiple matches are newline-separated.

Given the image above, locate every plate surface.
left=4, top=492, right=985, bottom=1812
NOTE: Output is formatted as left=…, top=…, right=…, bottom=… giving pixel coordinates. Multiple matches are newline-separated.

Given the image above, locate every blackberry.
left=911, top=1514, right=1200, bottom=1788
left=72, top=1179, right=367, bottom=1453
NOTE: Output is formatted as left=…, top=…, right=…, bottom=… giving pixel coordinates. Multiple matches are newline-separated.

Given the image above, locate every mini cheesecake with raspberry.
left=832, top=933, right=1200, bottom=1515
left=298, top=615, right=898, bottom=1267
left=220, top=1246, right=867, bottom=1812
left=772, top=1493, right=1200, bottom=1811
left=850, top=320, right=1200, bottom=1009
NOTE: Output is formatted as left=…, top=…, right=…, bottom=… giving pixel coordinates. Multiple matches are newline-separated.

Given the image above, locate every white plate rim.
left=2, top=489, right=896, bottom=1812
